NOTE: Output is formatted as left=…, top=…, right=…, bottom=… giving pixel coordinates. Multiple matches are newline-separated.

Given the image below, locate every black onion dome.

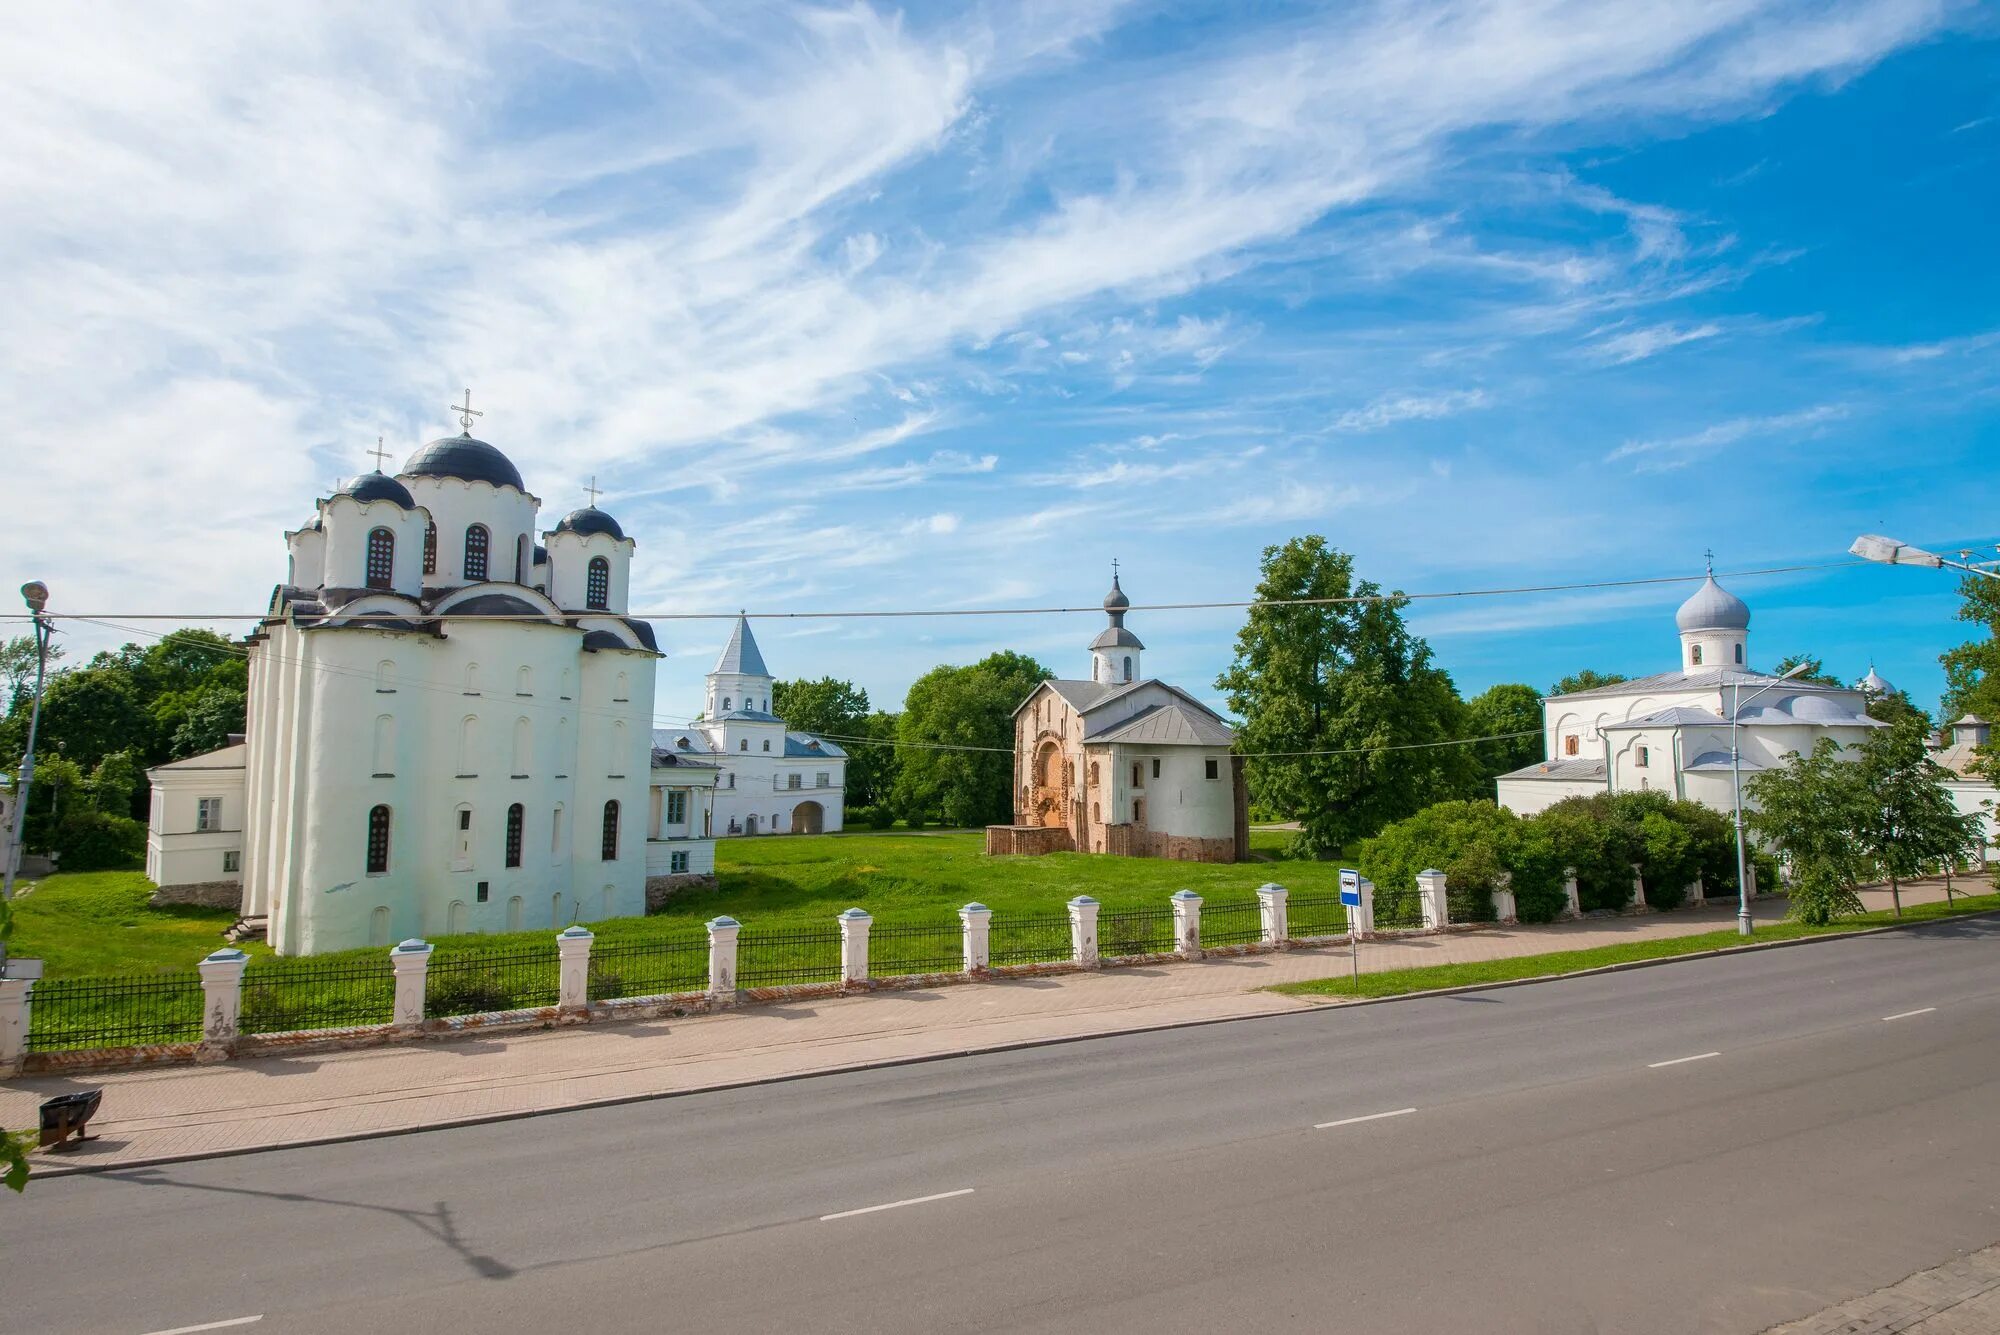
left=401, top=432, right=525, bottom=491
left=554, top=506, right=625, bottom=540
left=337, top=471, right=416, bottom=509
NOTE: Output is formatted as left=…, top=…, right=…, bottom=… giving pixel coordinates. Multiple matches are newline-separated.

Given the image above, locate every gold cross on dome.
left=584, top=474, right=602, bottom=506
left=452, top=388, right=483, bottom=432
left=367, top=436, right=393, bottom=471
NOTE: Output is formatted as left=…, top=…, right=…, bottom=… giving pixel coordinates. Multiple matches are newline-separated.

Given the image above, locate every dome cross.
left=451, top=388, right=483, bottom=432
left=367, top=436, right=393, bottom=471
left=584, top=474, right=602, bottom=506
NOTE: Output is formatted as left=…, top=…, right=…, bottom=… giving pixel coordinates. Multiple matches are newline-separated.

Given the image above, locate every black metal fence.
left=1447, top=884, right=1496, bottom=924
left=868, top=921, right=965, bottom=977
left=1097, top=906, right=1177, bottom=957
left=988, top=913, right=1075, bottom=966
left=425, top=948, right=559, bottom=1015
left=25, top=971, right=205, bottom=1052
left=1200, top=899, right=1265, bottom=947
left=1372, top=883, right=1423, bottom=929
left=588, top=936, right=709, bottom=1001
left=241, top=958, right=395, bottom=1034
left=1287, top=894, right=1350, bottom=939
left=737, top=926, right=842, bottom=987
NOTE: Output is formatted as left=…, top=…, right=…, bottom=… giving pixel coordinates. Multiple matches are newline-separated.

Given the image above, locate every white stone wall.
left=321, top=495, right=429, bottom=594
left=544, top=530, right=633, bottom=613
left=1106, top=745, right=1233, bottom=839
left=403, top=477, right=541, bottom=589
left=145, top=766, right=246, bottom=889
left=1494, top=776, right=1604, bottom=815
left=708, top=747, right=845, bottom=836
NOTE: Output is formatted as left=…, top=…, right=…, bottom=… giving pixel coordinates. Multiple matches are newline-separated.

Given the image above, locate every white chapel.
left=144, top=408, right=718, bottom=954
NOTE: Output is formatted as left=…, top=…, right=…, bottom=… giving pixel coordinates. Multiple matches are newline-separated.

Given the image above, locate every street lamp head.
left=1849, top=534, right=1942, bottom=569
left=1777, top=660, right=1812, bottom=681
left=19, top=581, right=48, bottom=613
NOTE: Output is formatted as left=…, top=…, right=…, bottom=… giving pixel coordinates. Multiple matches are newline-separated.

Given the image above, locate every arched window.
left=723, top=696, right=732, bottom=710
left=740, top=739, right=748, bottom=751
left=551, top=803, right=564, bottom=854
left=458, top=716, right=479, bottom=773
left=762, top=739, right=771, bottom=752
left=447, top=900, right=467, bottom=935
left=366, top=804, right=391, bottom=874
left=376, top=659, right=396, bottom=692
left=1131, top=762, right=1141, bottom=787
left=373, top=714, right=395, bottom=773
left=505, top=803, right=524, bottom=868
left=1089, top=762, right=1099, bottom=786
left=601, top=800, right=620, bottom=861
left=1122, top=655, right=1133, bottom=682
left=1734, top=643, right=1744, bottom=664
left=512, top=717, right=531, bottom=775
left=1690, top=643, right=1703, bottom=666
left=611, top=721, right=628, bottom=776
left=586, top=556, right=610, bottom=610
left=1564, top=735, right=1580, bottom=756
left=365, top=527, right=395, bottom=590
left=369, top=905, right=391, bottom=946
left=506, top=896, right=523, bottom=931
left=613, top=671, right=628, bottom=702
left=422, top=522, right=437, bottom=575
left=464, top=524, right=490, bottom=581
left=515, top=666, right=532, bottom=695
left=1635, top=746, right=1650, bottom=769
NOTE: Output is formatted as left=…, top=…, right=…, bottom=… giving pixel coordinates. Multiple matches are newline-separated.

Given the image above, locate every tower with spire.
left=1089, top=564, right=1145, bottom=685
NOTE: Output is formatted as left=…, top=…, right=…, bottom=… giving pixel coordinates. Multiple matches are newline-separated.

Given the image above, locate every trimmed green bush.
left=50, top=810, right=147, bottom=871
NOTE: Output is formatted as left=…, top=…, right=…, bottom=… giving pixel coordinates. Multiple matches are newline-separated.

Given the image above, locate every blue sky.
left=3, top=1, right=1996, bottom=722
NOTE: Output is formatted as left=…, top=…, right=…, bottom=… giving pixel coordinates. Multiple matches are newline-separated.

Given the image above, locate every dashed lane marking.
left=1315, top=1107, right=1418, bottom=1130
left=820, top=1188, right=976, bottom=1222
left=1648, top=1051, right=1721, bottom=1068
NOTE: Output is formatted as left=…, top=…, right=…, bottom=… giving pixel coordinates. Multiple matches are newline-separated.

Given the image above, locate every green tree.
left=1218, top=536, right=1473, bottom=858
left=1, top=634, right=64, bottom=713
left=1357, top=799, right=1562, bottom=924
left=89, top=748, right=147, bottom=817
left=1747, top=738, right=1875, bottom=924
left=1865, top=688, right=1931, bottom=731
left=18, top=668, right=153, bottom=773
left=841, top=710, right=901, bottom=810
left=1550, top=670, right=1627, bottom=696
left=893, top=651, right=1050, bottom=828
left=167, top=686, right=246, bottom=760
left=1771, top=654, right=1846, bottom=688
left=1461, top=683, right=1543, bottom=793
left=1854, top=713, right=1981, bottom=915
left=772, top=677, right=870, bottom=737
left=1940, top=572, right=2000, bottom=780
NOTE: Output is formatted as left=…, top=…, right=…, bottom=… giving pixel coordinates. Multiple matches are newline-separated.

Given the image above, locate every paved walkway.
left=1, top=880, right=1976, bottom=1174
left=1766, top=1242, right=2000, bottom=1333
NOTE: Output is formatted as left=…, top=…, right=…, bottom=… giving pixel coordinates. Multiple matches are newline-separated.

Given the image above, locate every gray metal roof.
left=1676, top=574, right=1750, bottom=632
left=1549, top=668, right=1848, bottom=701
left=1496, top=757, right=1608, bottom=782
left=785, top=732, right=847, bottom=759
left=1601, top=706, right=1726, bottom=730
left=711, top=615, right=770, bottom=677
left=400, top=433, right=525, bottom=491
left=1086, top=702, right=1234, bottom=747
left=1088, top=626, right=1145, bottom=651
left=711, top=707, right=783, bottom=724
left=1021, top=678, right=1137, bottom=717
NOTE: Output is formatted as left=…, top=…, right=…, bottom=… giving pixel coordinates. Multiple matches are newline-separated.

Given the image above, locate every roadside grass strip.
left=1271, top=894, right=2000, bottom=1002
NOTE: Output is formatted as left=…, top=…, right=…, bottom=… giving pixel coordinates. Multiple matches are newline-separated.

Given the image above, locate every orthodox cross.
left=367, top=436, right=394, bottom=471
left=1703, top=547, right=1714, bottom=574
left=1112, top=556, right=1120, bottom=580
left=452, top=388, right=483, bottom=432
left=584, top=474, right=602, bottom=506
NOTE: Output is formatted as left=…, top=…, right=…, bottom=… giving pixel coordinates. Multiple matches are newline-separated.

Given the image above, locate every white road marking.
left=141, top=1317, right=263, bottom=1335
left=1315, top=1107, right=1418, bottom=1130
left=820, top=1188, right=975, bottom=1222
left=1883, top=1007, right=1938, bottom=1021
left=1648, top=1051, right=1721, bottom=1068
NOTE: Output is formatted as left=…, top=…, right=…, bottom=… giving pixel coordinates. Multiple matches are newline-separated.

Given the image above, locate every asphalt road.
left=6, top=917, right=2000, bottom=1334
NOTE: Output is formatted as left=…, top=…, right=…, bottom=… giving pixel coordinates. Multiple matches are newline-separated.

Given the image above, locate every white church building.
left=145, top=413, right=718, bottom=954
left=1493, top=567, right=1999, bottom=863
left=651, top=616, right=847, bottom=837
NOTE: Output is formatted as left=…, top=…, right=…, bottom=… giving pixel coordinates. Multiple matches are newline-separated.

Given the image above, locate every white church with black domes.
left=145, top=403, right=721, bottom=955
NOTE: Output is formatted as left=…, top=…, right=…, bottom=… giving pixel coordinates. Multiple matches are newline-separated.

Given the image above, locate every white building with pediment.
left=652, top=616, right=846, bottom=837
left=144, top=414, right=718, bottom=954
left=1497, top=567, right=1888, bottom=818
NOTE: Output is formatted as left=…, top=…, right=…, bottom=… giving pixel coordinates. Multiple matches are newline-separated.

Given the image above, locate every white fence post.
left=1068, top=895, right=1100, bottom=968
left=1171, top=889, right=1203, bottom=958
left=197, top=947, right=249, bottom=1056
left=959, top=902, right=992, bottom=972
left=1687, top=875, right=1705, bottom=907
left=839, top=908, right=872, bottom=985
left=0, top=958, right=43, bottom=1077
left=1257, top=883, right=1288, bottom=946
left=1353, top=878, right=1377, bottom=938
left=556, top=925, right=594, bottom=1012
left=707, top=915, right=740, bottom=1002
left=1563, top=868, right=1582, bottom=919
left=1491, top=872, right=1518, bottom=925
left=1416, top=869, right=1448, bottom=930
left=1628, top=863, right=1647, bottom=912
left=390, top=938, right=433, bottom=1029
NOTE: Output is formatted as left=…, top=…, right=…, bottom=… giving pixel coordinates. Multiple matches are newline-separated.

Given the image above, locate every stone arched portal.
left=792, top=800, right=825, bottom=835
left=1030, top=738, right=1069, bottom=829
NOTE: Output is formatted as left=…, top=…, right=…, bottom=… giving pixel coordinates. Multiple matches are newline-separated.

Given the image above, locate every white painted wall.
left=145, top=749, right=247, bottom=888
left=1107, top=745, right=1233, bottom=839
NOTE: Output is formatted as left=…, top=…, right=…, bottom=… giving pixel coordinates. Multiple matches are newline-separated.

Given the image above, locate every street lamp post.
left=1730, top=660, right=1811, bottom=937
left=1849, top=534, right=2000, bottom=582
left=3, top=581, right=52, bottom=904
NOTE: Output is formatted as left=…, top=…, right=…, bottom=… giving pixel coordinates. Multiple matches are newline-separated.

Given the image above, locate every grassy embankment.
left=1272, top=891, right=2000, bottom=1001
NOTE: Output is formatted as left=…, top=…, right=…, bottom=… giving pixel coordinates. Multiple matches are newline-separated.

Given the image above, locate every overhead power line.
left=0, top=559, right=1863, bottom=624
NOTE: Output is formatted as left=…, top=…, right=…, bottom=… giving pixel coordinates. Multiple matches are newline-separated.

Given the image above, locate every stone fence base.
left=985, top=825, right=1074, bottom=856
left=644, top=873, right=719, bottom=912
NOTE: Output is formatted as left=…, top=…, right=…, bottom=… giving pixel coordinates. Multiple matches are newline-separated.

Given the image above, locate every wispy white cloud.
left=1587, top=321, right=1724, bottom=364
left=1332, top=389, right=1490, bottom=433
left=1607, top=404, right=1850, bottom=471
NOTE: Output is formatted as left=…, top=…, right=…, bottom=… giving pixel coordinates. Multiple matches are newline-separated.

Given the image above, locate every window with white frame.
left=666, top=790, right=687, bottom=824
left=197, top=797, right=222, bottom=832
left=815, top=772, right=829, bottom=788
left=670, top=850, right=689, bottom=873
left=223, top=850, right=240, bottom=873
left=787, top=773, right=802, bottom=790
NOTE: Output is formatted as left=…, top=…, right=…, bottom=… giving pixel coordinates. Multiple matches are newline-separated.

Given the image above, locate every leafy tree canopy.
left=1218, top=536, right=1473, bottom=858
left=893, top=651, right=1050, bottom=828
left=1854, top=713, right=1982, bottom=913
left=1771, top=654, right=1847, bottom=688
left=1747, top=738, right=1877, bottom=924
left=1550, top=669, right=1628, bottom=696
left=1940, top=571, right=2000, bottom=780
left=1460, top=683, right=1544, bottom=793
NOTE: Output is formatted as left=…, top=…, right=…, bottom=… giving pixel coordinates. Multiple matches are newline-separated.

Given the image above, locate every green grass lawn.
left=7, top=828, right=1342, bottom=979
left=1272, top=892, right=2000, bottom=1001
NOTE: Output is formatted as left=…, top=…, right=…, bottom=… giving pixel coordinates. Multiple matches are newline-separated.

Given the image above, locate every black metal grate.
left=425, top=947, right=559, bottom=1015
left=240, top=958, right=395, bottom=1034
left=1447, top=885, right=1495, bottom=924
left=1200, top=899, right=1265, bottom=947
left=988, top=913, right=1075, bottom=966
left=588, top=937, right=709, bottom=1001
left=1372, top=884, right=1422, bottom=929
left=868, top=921, right=965, bottom=977
left=25, top=972, right=205, bottom=1052
left=1097, top=906, right=1177, bottom=958
left=1287, top=894, right=1350, bottom=939
left=737, top=926, right=842, bottom=988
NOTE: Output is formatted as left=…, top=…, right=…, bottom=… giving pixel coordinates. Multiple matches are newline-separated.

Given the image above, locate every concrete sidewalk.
left=1, top=881, right=1977, bottom=1174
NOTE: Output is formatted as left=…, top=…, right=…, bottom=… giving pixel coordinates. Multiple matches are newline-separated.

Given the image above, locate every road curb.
left=26, top=904, right=1999, bottom=1180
